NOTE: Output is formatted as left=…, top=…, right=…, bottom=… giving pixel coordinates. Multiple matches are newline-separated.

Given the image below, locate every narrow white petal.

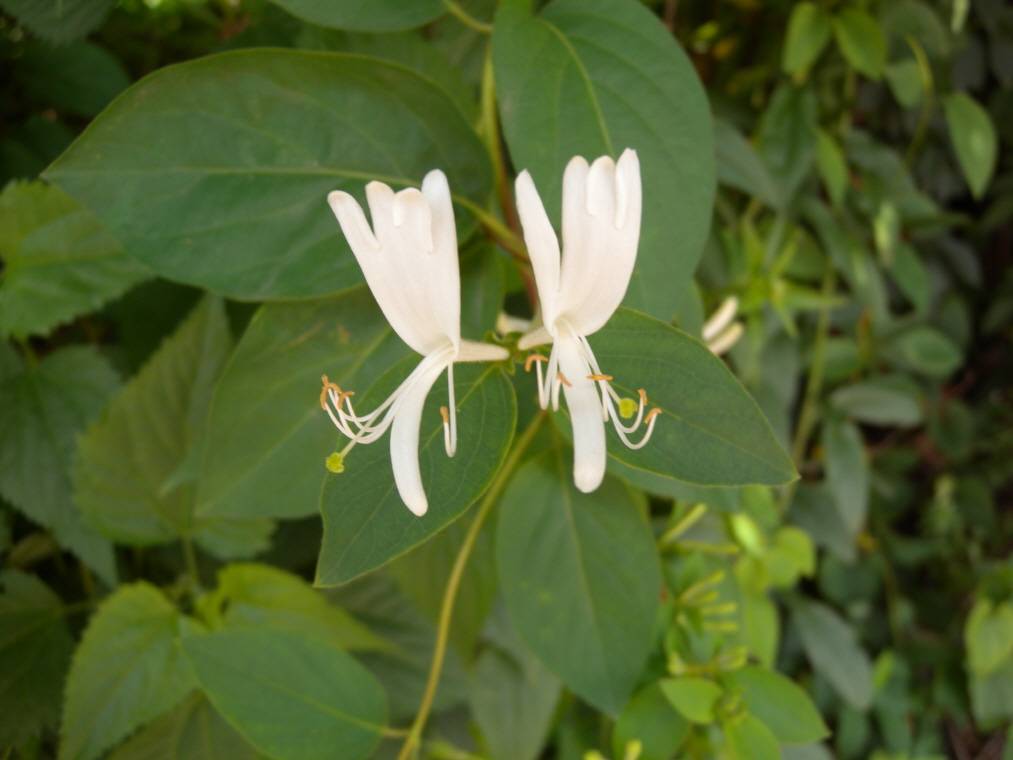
left=558, top=335, right=606, bottom=493
left=390, top=355, right=450, bottom=516
left=518, top=325, right=553, bottom=350
left=422, top=170, right=461, bottom=350
left=702, top=296, right=739, bottom=342
left=328, top=191, right=379, bottom=254
left=456, top=339, right=509, bottom=363
left=514, top=171, right=561, bottom=327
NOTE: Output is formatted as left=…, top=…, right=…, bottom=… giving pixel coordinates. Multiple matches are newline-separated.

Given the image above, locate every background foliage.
left=1, top=0, right=1011, bottom=758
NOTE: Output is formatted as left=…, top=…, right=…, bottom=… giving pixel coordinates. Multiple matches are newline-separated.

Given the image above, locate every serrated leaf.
left=45, top=50, right=491, bottom=300
left=0, top=345, right=118, bottom=584
left=269, top=0, right=443, bottom=32
left=316, top=361, right=516, bottom=586
left=943, top=92, right=998, bottom=199
left=60, top=583, right=195, bottom=760
left=493, top=0, right=715, bottom=320
left=497, top=451, right=660, bottom=714
left=0, top=0, right=114, bottom=43
left=793, top=598, right=873, bottom=709
left=729, top=666, right=829, bottom=744
left=181, top=626, right=387, bottom=760
left=0, top=570, right=74, bottom=747
left=0, top=181, right=147, bottom=339
left=833, top=8, right=887, bottom=79
left=783, top=2, right=832, bottom=75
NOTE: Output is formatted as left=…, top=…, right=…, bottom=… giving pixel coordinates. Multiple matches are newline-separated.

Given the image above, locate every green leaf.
left=822, top=417, right=868, bottom=538
left=0, top=0, right=114, bottom=43
left=108, top=693, right=262, bottom=760
left=783, top=2, right=832, bottom=75
left=587, top=308, right=796, bottom=488
left=889, top=326, right=962, bottom=378
left=0, top=181, right=147, bottom=339
left=181, top=626, right=387, bottom=760
left=965, top=598, right=1013, bottom=676
left=885, top=59, right=923, bottom=108
left=0, top=345, right=119, bottom=584
left=197, top=289, right=405, bottom=521
left=493, top=0, right=715, bottom=320
left=943, top=92, right=998, bottom=199
left=793, top=599, right=873, bottom=710
left=496, top=451, right=660, bottom=714
left=206, top=563, right=389, bottom=653
left=816, top=129, right=848, bottom=207
left=268, top=0, right=443, bottom=32
left=714, top=118, right=784, bottom=209
left=469, top=606, right=560, bottom=760
left=74, top=298, right=234, bottom=546
left=612, top=683, right=689, bottom=760
left=724, top=715, right=781, bottom=760
left=729, top=666, right=829, bottom=744
left=46, top=50, right=491, bottom=300
left=16, top=40, right=129, bottom=118
left=830, top=376, right=922, bottom=427
left=0, top=570, right=74, bottom=747
left=970, top=658, right=1013, bottom=727
left=659, top=677, right=722, bottom=724
left=60, top=583, right=196, bottom=760
left=758, top=84, right=818, bottom=202
left=316, top=361, right=516, bottom=585
left=833, top=8, right=887, bottom=80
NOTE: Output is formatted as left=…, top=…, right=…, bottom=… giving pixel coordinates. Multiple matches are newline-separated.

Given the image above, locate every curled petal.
left=557, top=335, right=606, bottom=493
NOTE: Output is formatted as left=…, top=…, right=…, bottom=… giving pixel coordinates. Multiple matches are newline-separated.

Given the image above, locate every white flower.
left=515, top=149, right=660, bottom=493
left=702, top=296, right=743, bottom=356
left=320, top=171, right=508, bottom=517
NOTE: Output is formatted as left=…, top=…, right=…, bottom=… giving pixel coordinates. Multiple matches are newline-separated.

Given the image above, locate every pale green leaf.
left=724, top=715, right=781, bottom=760
left=729, top=666, right=829, bottom=744
left=822, top=417, right=868, bottom=538
left=889, top=326, right=962, bottom=378
left=816, top=129, right=848, bottom=207
left=715, top=118, right=784, bottom=209
left=783, top=2, right=832, bottom=75
left=830, top=376, right=922, bottom=427
left=943, top=92, right=998, bottom=199
left=497, top=451, right=660, bottom=714
left=758, top=84, right=818, bottom=201
left=793, top=599, right=873, bottom=709
left=833, top=9, right=887, bottom=79
left=612, top=683, right=689, bottom=760
left=60, top=583, right=196, bottom=760
left=659, top=677, right=722, bottom=724
left=885, top=59, right=923, bottom=108
left=965, top=598, right=1013, bottom=676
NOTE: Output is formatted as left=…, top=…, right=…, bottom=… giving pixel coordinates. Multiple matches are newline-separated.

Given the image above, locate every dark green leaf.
left=715, top=119, right=784, bottom=209
left=943, top=92, right=998, bottom=199
left=889, top=326, right=962, bottom=378
left=493, top=0, right=715, bottom=320
left=822, top=417, right=868, bottom=538
left=815, top=129, right=847, bottom=207
left=833, top=8, right=887, bottom=79
left=268, top=0, right=443, bottom=32
left=729, top=665, right=829, bottom=744
left=793, top=599, right=873, bottom=709
left=316, top=361, right=515, bottom=585
left=758, top=85, right=818, bottom=201
left=0, top=181, right=147, bottom=339
left=0, top=0, right=114, bottom=43
left=16, top=41, right=129, bottom=118
left=60, top=583, right=195, bottom=760
left=783, top=3, right=832, bottom=75
left=830, top=376, right=922, bottom=427
left=612, top=683, right=689, bottom=760
left=0, top=570, right=74, bottom=747
left=885, top=59, right=923, bottom=108
left=497, top=451, right=660, bottom=714
left=0, top=345, right=118, bottom=584
left=181, top=627, right=387, bottom=760
left=46, top=50, right=491, bottom=300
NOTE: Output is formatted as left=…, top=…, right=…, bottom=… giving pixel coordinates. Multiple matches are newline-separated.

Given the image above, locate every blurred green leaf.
left=493, top=0, right=715, bottom=320
left=965, top=597, right=1013, bottom=675
left=715, top=119, right=784, bottom=209
left=268, top=0, right=443, bottom=32
left=0, top=181, right=147, bottom=339
left=181, top=626, right=387, bottom=760
left=783, top=3, right=833, bottom=75
left=0, top=345, right=118, bottom=584
left=46, top=50, right=491, bottom=300
left=16, top=41, right=129, bottom=118
left=943, top=92, right=998, bottom=199
left=759, top=85, right=818, bottom=201
left=822, top=416, right=868, bottom=538
left=831, top=375, right=923, bottom=427
left=890, top=243, right=931, bottom=313
left=0, top=570, right=73, bottom=747
left=889, top=326, right=962, bottom=378
left=816, top=129, right=848, bottom=207
left=970, top=658, right=1013, bottom=727
left=497, top=451, right=660, bottom=714
left=60, top=583, right=195, bottom=760
left=612, top=683, right=689, bottom=760
left=885, top=59, right=923, bottom=108
left=833, top=8, right=887, bottom=79
left=724, top=715, right=781, bottom=760
left=660, top=677, right=722, bottom=724
left=729, top=665, right=829, bottom=744
left=793, top=599, right=873, bottom=709
left=0, top=0, right=114, bottom=43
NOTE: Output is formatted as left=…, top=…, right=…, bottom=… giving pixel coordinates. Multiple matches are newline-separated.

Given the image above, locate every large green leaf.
left=316, top=360, right=516, bottom=585
left=0, top=0, right=114, bottom=43
left=45, top=49, right=491, bottom=300
left=196, top=289, right=406, bottom=521
left=582, top=308, right=796, bottom=489
left=269, top=0, right=443, bottom=32
left=792, top=599, right=873, bottom=710
left=496, top=451, right=661, bottom=714
left=0, top=181, right=147, bottom=339
left=0, top=570, right=74, bottom=747
left=74, top=298, right=234, bottom=545
left=60, top=583, right=196, bottom=760
left=943, top=92, right=998, bottom=200
left=493, top=0, right=715, bottom=320
left=0, top=345, right=118, bottom=584
left=108, top=693, right=262, bottom=760
left=181, top=627, right=387, bottom=760
left=728, top=666, right=829, bottom=744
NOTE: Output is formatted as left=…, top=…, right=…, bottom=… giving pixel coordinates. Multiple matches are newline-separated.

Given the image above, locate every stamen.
left=557, top=372, right=572, bottom=387
left=524, top=354, right=548, bottom=372
left=587, top=373, right=613, bottom=381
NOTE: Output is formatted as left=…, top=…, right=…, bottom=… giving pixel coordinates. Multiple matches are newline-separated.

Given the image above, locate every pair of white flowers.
left=321, top=150, right=659, bottom=516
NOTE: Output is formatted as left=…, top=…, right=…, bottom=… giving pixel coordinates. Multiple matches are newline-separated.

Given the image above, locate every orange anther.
left=557, top=372, right=572, bottom=387
left=638, top=388, right=648, bottom=404
left=645, top=407, right=663, bottom=422
left=439, top=406, right=450, bottom=424
left=524, top=354, right=548, bottom=372
left=587, top=373, right=614, bottom=382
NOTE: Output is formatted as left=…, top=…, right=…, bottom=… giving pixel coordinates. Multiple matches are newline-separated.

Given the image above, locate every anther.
left=587, top=373, right=614, bottom=381
left=320, top=375, right=343, bottom=409
left=645, top=407, right=663, bottom=422
left=638, top=388, right=647, bottom=404
left=439, top=406, right=449, bottom=424
left=524, top=354, right=548, bottom=372
left=557, top=372, right=572, bottom=387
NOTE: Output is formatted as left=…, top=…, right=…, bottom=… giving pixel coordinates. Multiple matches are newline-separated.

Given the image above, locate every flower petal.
left=456, top=339, right=509, bottom=362
left=558, top=334, right=606, bottom=493
left=515, top=170, right=561, bottom=328
left=517, top=325, right=552, bottom=350
left=422, top=169, right=461, bottom=350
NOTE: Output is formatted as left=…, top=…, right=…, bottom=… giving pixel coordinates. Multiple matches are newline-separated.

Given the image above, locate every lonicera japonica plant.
left=1, top=0, right=1010, bottom=759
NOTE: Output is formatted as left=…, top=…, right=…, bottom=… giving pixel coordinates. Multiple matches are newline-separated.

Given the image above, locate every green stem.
left=904, top=35, right=934, bottom=166
left=453, top=195, right=528, bottom=263
left=442, top=0, right=492, bottom=34
left=397, top=413, right=545, bottom=760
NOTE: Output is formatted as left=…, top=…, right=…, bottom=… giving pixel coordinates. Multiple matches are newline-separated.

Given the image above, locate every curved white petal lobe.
left=515, top=170, right=561, bottom=328
left=557, top=334, right=606, bottom=493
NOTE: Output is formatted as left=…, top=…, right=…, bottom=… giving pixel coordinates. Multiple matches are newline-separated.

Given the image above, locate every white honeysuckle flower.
left=320, top=170, right=508, bottom=517
left=702, top=295, right=743, bottom=356
left=515, top=149, right=661, bottom=493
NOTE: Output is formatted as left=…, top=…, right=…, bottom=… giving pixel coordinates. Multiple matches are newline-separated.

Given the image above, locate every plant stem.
left=442, top=0, right=492, bottom=34
left=397, top=413, right=545, bottom=760
left=453, top=195, right=527, bottom=263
